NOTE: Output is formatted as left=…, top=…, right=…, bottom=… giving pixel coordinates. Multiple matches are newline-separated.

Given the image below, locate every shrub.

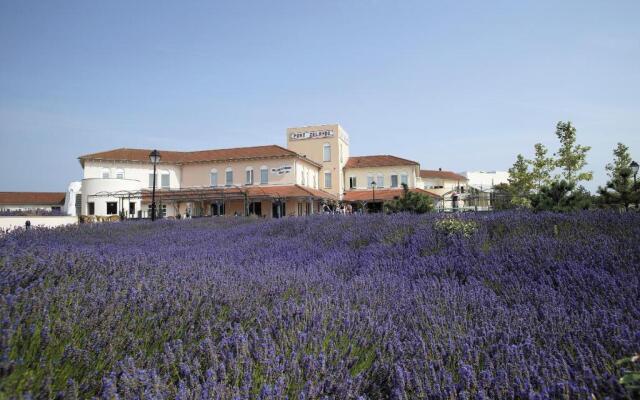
left=434, top=217, right=478, bottom=237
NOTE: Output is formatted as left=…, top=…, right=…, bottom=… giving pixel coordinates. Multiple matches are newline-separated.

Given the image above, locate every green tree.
left=528, top=143, right=554, bottom=191
left=553, top=121, right=593, bottom=184
left=530, top=180, right=592, bottom=212
left=385, top=183, right=434, bottom=214
left=605, top=142, right=633, bottom=179
left=506, top=154, right=533, bottom=208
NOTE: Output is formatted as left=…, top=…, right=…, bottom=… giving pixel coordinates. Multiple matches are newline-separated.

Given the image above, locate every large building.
left=76, top=124, right=442, bottom=218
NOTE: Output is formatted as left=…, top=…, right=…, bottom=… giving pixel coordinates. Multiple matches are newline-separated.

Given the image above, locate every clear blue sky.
left=1, top=1, right=639, bottom=192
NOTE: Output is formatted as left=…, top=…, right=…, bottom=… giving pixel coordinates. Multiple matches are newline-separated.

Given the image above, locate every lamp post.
left=149, top=150, right=161, bottom=221
left=371, top=180, right=377, bottom=213
left=631, top=161, right=639, bottom=209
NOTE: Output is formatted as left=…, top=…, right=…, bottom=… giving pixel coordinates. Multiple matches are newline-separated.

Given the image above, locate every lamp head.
left=149, top=149, right=161, bottom=164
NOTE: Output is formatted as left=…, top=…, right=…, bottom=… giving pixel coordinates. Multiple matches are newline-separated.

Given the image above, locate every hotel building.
left=74, top=124, right=445, bottom=218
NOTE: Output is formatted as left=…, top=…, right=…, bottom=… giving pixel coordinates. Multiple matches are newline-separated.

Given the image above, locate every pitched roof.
left=0, top=192, right=66, bottom=205
left=344, top=155, right=419, bottom=169
left=343, top=188, right=441, bottom=202
left=78, top=145, right=319, bottom=167
left=420, top=169, right=467, bottom=181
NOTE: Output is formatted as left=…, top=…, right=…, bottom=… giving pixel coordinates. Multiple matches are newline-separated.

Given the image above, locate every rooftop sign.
left=289, top=129, right=334, bottom=141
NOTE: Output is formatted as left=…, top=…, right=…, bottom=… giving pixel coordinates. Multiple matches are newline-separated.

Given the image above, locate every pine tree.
left=528, top=143, right=554, bottom=191
left=598, top=143, right=638, bottom=210
left=553, top=121, right=593, bottom=184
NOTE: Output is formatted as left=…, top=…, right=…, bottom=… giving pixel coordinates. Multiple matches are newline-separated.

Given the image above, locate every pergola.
left=88, top=185, right=334, bottom=217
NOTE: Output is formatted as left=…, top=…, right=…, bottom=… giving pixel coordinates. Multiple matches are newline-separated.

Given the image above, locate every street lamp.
left=371, top=180, right=377, bottom=213
left=631, top=161, right=639, bottom=210
left=149, top=150, right=161, bottom=221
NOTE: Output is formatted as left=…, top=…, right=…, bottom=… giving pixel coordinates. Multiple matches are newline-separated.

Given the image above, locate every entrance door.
left=249, top=202, right=261, bottom=216
left=129, top=202, right=136, bottom=216
left=211, top=202, right=225, bottom=216
left=272, top=201, right=285, bottom=218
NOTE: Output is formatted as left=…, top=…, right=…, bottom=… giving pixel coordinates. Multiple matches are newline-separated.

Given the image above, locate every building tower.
left=286, top=124, right=350, bottom=199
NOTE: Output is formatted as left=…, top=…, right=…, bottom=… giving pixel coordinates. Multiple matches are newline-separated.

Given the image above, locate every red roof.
left=420, top=170, right=467, bottom=181
left=343, top=188, right=441, bottom=202
left=345, top=155, right=419, bottom=169
left=0, top=192, right=66, bottom=205
left=79, top=145, right=320, bottom=167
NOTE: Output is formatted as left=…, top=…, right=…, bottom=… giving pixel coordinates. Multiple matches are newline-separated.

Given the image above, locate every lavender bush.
left=1, top=212, right=639, bottom=399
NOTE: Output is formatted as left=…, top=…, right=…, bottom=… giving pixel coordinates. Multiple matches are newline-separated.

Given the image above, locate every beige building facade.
left=74, top=123, right=448, bottom=218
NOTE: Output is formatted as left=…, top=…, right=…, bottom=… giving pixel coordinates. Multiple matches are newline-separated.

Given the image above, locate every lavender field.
left=1, top=212, right=639, bottom=399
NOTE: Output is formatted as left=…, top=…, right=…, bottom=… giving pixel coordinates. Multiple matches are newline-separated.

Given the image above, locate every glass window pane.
left=210, top=172, right=217, bottom=187
left=324, top=172, right=332, bottom=188
left=161, top=174, right=170, bottom=188
left=260, top=168, right=268, bottom=184
left=323, top=144, right=331, bottom=162
left=391, top=175, right=398, bottom=188
left=226, top=171, right=233, bottom=186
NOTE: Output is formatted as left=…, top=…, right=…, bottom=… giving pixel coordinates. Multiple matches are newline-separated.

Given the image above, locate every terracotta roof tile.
left=0, top=192, right=66, bottom=205
left=343, top=188, right=441, bottom=202
left=345, top=155, right=419, bottom=169
left=79, top=145, right=319, bottom=166
left=420, top=170, right=467, bottom=181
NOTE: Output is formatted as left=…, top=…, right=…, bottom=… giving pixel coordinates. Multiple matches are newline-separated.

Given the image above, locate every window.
left=225, top=167, right=233, bottom=186
left=391, top=175, right=399, bottom=188
left=210, top=169, right=218, bottom=187
left=323, top=143, right=331, bottom=162
left=377, top=174, right=384, bottom=188
left=148, top=174, right=155, bottom=188
left=313, top=175, right=316, bottom=188
left=161, top=173, right=170, bottom=188
left=116, top=169, right=124, bottom=179
left=102, top=169, right=110, bottom=179
left=349, top=177, right=357, bottom=189
left=148, top=204, right=166, bottom=218
left=339, top=143, right=343, bottom=163
left=324, top=172, right=332, bottom=188
left=367, top=176, right=374, bottom=188
left=106, top=202, right=117, bottom=215
left=400, top=174, right=408, bottom=186
left=260, top=166, right=268, bottom=184
left=301, top=169, right=306, bottom=186
left=246, top=168, right=254, bottom=185
left=88, top=202, right=95, bottom=215
left=129, top=202, right=135, bottom=216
